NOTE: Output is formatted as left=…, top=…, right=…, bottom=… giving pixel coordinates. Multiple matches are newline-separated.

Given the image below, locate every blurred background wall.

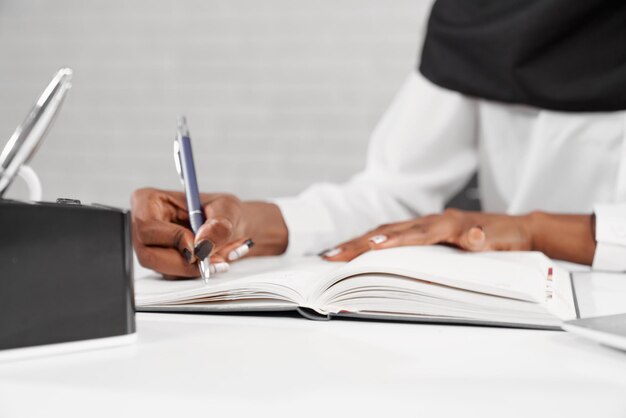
left=0, top=0, right=433, bottom=208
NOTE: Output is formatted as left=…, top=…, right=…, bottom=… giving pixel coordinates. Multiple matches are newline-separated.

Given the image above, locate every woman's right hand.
left=131, top=188, right=289, bottom=278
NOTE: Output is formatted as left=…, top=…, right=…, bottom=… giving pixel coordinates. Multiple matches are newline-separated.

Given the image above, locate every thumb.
left=194, top=216, right=236, bottom=261
left=194, top=195, right=242, bottom=259
left=459, top=225, right=487, bottom=251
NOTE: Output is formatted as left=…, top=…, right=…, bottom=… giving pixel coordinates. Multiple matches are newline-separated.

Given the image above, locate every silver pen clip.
left=173, top=136, right=184, bottom=186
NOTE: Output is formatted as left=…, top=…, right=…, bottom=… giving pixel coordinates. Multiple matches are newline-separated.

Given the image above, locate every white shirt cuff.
left=272, top=196, right=336, bottom=256
left=592, top=242, right=626, bottom=272
left=594, top=203, right=626, bottom=245
left=592, top=203, right=626, bottom=271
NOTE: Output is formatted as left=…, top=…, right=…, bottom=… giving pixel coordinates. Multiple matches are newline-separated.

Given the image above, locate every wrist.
left=523, top=210, right=547, bottom=253
left=523, top=210, right=596, bottom=265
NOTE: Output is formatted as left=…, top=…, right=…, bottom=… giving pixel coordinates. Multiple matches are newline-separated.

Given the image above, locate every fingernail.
left=369, top=235, right=388, bottom=245
left=321, top=248, right=342, bottom=258
left=209, top=262, right=230, bottom=274
left=317, top=248, right=330, bottom=257
left=194, top=240, right=214, bottom=260
left=182, top=248, right=193, bottom=264
left=228, top=240, right=254, bottom=261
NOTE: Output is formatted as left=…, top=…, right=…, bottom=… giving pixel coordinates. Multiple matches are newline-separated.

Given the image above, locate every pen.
left=174, top=116, right=210, bottom=282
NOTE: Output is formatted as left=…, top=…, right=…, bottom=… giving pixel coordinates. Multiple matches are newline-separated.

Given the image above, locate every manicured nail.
left=209, top=262, right=230, bottom=274
left=228, top=239, right=255, bottom=261
left=369, top=234, right=388, bottom=245
left=317, top=248, right=330, bottom=257
left=194, top=240, right=214, bottom=260
left=182, top=248, right=193, bottom=264
left=322, top=248, right=342, bottom=258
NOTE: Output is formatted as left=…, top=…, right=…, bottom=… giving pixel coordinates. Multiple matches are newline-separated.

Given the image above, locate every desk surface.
left=1, top=273, right=626, bottom=418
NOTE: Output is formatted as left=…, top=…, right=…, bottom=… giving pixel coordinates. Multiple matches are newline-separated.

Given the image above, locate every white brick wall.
left=0, top=0, right=433, bottom=207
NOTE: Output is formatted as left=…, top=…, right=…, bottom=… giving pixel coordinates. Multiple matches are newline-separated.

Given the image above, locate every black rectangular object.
left=0, top=199, right=135, bottom=351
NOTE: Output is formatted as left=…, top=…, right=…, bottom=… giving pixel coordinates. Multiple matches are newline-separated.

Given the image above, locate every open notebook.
left=134, top=246, right=579, bottom=330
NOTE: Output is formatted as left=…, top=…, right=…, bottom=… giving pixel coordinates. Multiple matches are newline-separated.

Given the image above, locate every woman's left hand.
left=321, top=208, right=534, bottom=262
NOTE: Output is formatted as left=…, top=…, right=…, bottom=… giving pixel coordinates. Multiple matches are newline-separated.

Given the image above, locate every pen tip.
left=199, top=258, right=210, bottom=283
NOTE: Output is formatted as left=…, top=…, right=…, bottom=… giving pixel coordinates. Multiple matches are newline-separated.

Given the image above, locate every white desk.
left=1, top=272, right=626, bottom=418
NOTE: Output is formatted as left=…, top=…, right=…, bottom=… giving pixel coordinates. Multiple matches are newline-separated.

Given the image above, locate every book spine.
left=296, top=307, right=331, bottom=321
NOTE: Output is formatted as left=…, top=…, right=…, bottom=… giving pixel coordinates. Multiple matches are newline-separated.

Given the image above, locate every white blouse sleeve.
left=592, top=111, right=626, bottom=271
left=273, top=71, right=478, bottom=256
left=593, top=203, right=626, bottom=271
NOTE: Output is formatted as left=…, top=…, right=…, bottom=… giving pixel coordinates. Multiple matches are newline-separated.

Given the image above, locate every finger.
left=134, top=220, right=196, bottom=263
left=320, top=235, right=375, bottom=262
left=194, top=195, right=243, bottom=257
left=321, top=221, right=417, bottom=261
left=210, top=253, right=227, bottom=264
left=367, top=219, right=455, bottom=249
left=131, top=188, right=189, bottom=223
left=131, top=188, right=196, bottom=263
left=458, top=225, right=488, bottom=251
left=320, top=243, right=369, bottom=261
left=136, top=245, right=199, bottom=279
left=214, top=238, right=255, bottom=262
left=207, top=254, right=230, bottom=275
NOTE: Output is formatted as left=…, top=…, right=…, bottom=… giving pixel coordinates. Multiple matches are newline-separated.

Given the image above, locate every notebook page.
left=135, top=256, right=339, bottom=307
left=311, top=246, right=553, bottom=304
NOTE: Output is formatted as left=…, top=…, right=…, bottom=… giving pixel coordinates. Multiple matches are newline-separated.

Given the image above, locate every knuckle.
left=410, top=224, right=428, bottom=234
left=218, top=192, right=241, bottom=203
left=443, top=222, right=460, bottom=239
left=204, top=193, right=242, bottom=207
left=224, top=193, right=242, bottom=205
left=420, top=214, right=437, bottom=223
left=208, top=217, right=234, bottom=239
left=131, top=188, right=163, bottom=215
left=443, top=207, right=461, bottom=217
left=131, top=187, right=155, bottom=202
